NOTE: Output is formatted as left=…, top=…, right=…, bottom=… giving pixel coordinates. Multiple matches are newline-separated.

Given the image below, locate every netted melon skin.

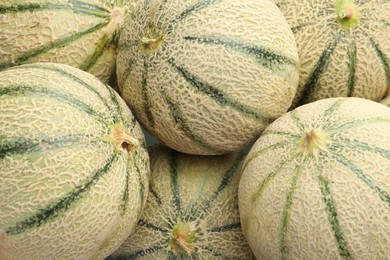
left=0, top=63, right=150, bottom=260
left=0, top=0, right=135, bottom=83
left=239, top=97, right=390, bottom=259
left=110, top=145, right=255, bottom=260
left=116, top=0, right=299, bottom=155
left=275, top=0, right=390, bottom=108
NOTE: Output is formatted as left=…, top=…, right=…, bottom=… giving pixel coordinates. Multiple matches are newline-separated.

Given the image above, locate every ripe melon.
left=109, top=145, right=255, bottom=259
left=0, top=0, right=133, bottom=83
left=116, top=0, right=300, bottom=155
left=238, top=97, right=390, bottom=259
left=0, top=63, right=150, bottom=260
left=275, top=0, right=390, bottom=108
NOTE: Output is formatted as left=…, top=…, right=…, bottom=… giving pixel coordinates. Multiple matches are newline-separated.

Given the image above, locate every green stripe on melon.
left=239, top=97, right=390, bottom=259
left=116, top=0, right=299, bottom=155
left=0, top=63, right=149, bottom=260
left=0, top=0, right=133, bottom=83
left=275, top=0, right=390, bottom=108
left=109, top=145, right=255, bottom=259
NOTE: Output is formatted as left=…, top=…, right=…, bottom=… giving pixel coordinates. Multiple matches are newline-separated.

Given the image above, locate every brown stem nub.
left=140, top=25, right=164, bottom=53
left=110, top=124, right=139, bottom=155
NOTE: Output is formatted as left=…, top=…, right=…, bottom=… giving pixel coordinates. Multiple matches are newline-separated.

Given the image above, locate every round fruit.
left=239, top=97, right=390, bottom=259
left=116, top=0, right=299, bottom=155
left=110, top=145, right=255, bottom=259
left=275, top=0, right=390, bottom=108
left=0, top=63, right=150, bottom=260
left=0, top=0, right=133, bottom=83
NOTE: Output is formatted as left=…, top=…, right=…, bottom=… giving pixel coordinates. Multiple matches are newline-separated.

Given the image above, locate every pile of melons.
left=0, top=0, right=389, bottom=259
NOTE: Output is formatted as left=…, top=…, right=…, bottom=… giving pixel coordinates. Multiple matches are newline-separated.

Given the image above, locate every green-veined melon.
left=274, top=0, right=390, bottom=108
left=0, top=0, right=134, bottom=83
left=238, top=97, right=390, bottom=259
left=116, top=0, right=300, bottom=155
left=109, top=145, right=255, bottom=259
left=0, top=63, right=150, bottom=260
left=381, top=94, right=390, bottom=107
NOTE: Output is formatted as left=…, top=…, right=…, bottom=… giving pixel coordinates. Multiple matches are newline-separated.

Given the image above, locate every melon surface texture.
left=116, top=0, right=299, bottom=155
left=0, top=63, right=150, bottom=260
left=238, top=97, right=390, bottom=259
left=110, top=145, right=255, bottom=259
left=0, top=0, right=133, bottom=83
left=275, top=0, right=390, bottom=108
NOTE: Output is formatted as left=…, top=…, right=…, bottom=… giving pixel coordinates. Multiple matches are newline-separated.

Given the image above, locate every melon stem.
left=168, top=222, right=197, bottom=255
left=103, top=6, right=128, bottom=35
left=335, top=0, right=360, bottom=30
left=339, top=8, right=353, bottom=20
left=299, top=129, right=329, bottom=157
left=140, top=24, right=164, bottom=53
left=109, top=124, right=139, bottom=154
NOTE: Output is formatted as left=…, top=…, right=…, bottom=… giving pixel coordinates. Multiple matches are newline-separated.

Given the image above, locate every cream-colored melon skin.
left=275, top=0, right=390, bottom=108
left=0, top=0, right=135, bottom=83
left=110, top=145, right=255, bottom=259
left=238, top=97, right=390, bottom=259
left=0, top=63, right=149, bottom=260
left=116, top=0, right=299, bottom=155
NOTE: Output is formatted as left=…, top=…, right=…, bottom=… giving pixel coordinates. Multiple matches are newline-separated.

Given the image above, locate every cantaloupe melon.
left=275, top=0, right=390, bottom=108
left=0, top=63, right=149, bottom=260
left=0, top=0, right=133, bottom=83
left=116, top=0, right=299, bottom=155
left=239, top=97, right=390, bottom=259
left=109, top=145, right=255, bottom=259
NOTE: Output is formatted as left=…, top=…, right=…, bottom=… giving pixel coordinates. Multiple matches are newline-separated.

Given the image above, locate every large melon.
left=238, top=97, right=390, bottom=259
left=0, top=63, right=150, bottom=260
left=275, top=0, right=390, bottom=108
left=116, top=0, right=299, bottom=155
left=109, top=145, right=255, bottom=259
left=0, top=0, right=133, bottom=83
